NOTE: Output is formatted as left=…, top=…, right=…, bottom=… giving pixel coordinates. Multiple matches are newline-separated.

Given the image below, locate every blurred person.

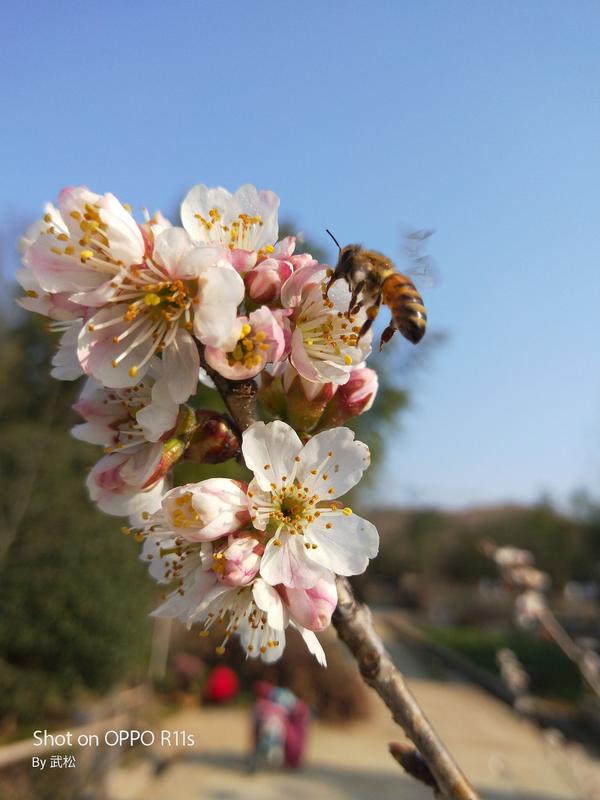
left=250, top=681, right=310, bottom=771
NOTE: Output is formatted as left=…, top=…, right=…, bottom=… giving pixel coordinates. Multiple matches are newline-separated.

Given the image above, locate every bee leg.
left=379, top=323, right=396, bottom=351
left=325, top=268, right=342, bottom=296
left=349, top=281, right=365, bottom=314
left=357, top=303, right=380, bottom=340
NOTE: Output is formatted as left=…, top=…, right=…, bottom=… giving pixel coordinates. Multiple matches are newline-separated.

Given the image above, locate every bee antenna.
left=325, top=229, right=341, bottom=251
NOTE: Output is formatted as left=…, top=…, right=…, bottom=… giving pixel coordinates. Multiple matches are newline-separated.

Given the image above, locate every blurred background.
left=1, top=1, right=600, bottom=798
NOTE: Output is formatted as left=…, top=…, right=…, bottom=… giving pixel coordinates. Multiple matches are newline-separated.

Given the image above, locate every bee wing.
left=398, top=226, right=438, bottom=289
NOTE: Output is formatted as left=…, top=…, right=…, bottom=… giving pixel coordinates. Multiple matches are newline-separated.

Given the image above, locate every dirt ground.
left=106, top=650, right=600, bottom=800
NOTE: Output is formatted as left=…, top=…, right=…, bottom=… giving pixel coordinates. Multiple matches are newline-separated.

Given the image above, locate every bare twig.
left=202, top=346, right=480, bottom=800
left=389, top=741, right=440, bottom=794
left=334, top=577, right=480, bottom=799
left=537, top=607, right=600, bottom=699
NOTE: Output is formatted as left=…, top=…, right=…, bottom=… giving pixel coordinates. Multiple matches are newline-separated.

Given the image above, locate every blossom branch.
left=203, top=347, right=480, bottom=800
left=198, top=349, right=259, bottom=437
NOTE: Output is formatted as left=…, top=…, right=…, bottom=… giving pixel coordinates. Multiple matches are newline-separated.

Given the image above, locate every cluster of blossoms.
left=18, top=182, right=381, bottom=665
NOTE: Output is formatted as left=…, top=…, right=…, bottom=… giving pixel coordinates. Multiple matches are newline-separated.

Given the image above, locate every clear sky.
left=2, top=0, right=599, bottom=510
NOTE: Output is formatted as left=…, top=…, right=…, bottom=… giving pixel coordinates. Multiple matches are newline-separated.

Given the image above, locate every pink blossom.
left=160, top=480, right=250, bottom=542
left=279, top=573, right=337, bottom=632
left=25, top=187, right=145, bottom=297
left=87, top=443, right=169, bottom=517
left=181, top=183, right=279, bottom=251
left=204, top=306, right=289, bottom=380
left=77, top=228, right=244, bottom=398
left=244, top=237, right=318, bottom=304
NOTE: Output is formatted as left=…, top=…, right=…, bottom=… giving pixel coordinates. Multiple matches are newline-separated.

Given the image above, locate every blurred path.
left=108, top=618, right=600, bottom=800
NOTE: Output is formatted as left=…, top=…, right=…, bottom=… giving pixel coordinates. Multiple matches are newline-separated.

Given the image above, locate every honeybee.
left=325, top=229, right=430, bottom=350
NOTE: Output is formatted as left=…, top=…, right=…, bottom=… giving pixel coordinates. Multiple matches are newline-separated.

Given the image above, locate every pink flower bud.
left=217, top=534, right=264, bottom=587
left=279, top=575, right=338, bottom=632
left=338, top=367, right=378, bottom=415
left=316, top=367, right=378, bottom=429
left=245, top=258, right=293, bottom=304
left=143, top=438, right=185, bottom=487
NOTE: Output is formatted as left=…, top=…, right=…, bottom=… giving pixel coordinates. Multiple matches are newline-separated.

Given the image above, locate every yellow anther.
left=128, top=366, right=138, bottom=378
left=198, top=630, right=210, bottom=637
left=144, top=292, right=161, bottom=306
left=26, top=289, right=39, bottom=298
left=215, top=646, right=226, bottom=655
left=344, top=354, right=353, bottom=365
left=241, top=323, right=252, bottom=337
left=342, top=507, right=352, bottom=516
left=80, top=249, right=94, bottom=262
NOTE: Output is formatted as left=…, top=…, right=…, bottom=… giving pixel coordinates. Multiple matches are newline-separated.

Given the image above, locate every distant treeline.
left=366, top=502, right=600, bottom=588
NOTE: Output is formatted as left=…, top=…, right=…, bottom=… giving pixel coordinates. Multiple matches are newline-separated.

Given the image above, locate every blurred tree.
left=0, top=298, right=152, bottom=726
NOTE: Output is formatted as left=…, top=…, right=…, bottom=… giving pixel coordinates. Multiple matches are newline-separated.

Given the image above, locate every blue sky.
left=2, top=0, right=599, bottom=509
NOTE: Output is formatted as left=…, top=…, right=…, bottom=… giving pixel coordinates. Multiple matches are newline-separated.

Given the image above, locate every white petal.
left=136, top=376, right=179, bottom=442
left=295, top=625, right=327, bottom=667
left=241, top=421, right=302, bottom=492
left=296, top=427, right=370, bottom=499
left=71, top=422, right=111, bottom=445
left=181, top=184, right=233, bottom=243
left=260, top=532, right=324, bottom=589
left=152, top=227, right=193, bottom=276
left=252, top=579, right=287, bottom=630
left=305, top=512, right=379, bottom=576
left=164, top=330, right=199, bottom=403
left=193, top=266, right=244, bottom=349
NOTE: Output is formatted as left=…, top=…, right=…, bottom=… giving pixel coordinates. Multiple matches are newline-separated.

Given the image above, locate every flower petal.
left=193, top=266, right=244, bottom=349
left=252, top=579, right=288, bottom=630
left=260, top=532, right=324, bottom=589
left=163, top=329, right=199, bottom=403
left=296, top=427, right=370, bottom=498
left=242, top=421, right=302, bottom=492
left=305, top=512, right=379, bottom=576
left=295, top=625, right=327, bottom=667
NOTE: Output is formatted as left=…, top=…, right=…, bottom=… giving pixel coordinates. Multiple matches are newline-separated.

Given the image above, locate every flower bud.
left=514, top=590, right=546, bottom=629
left=143, top=438, right=185, bottom=487
left=493, top=546, right=534, bottom=569
left=216, top=534, right=264, bottom=587
left=504, top=565, right=550, bottom=591
left=279, top=575, right=338, bottom=632
left=184, top=410, right=241, bottom=464
left=284, top=371, right=337, bottom=434
left=318, top=367, right=378, bottom=428
left=174, top=404, right=198, bottom=438
left=245, top=258, right=292, bottom=304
